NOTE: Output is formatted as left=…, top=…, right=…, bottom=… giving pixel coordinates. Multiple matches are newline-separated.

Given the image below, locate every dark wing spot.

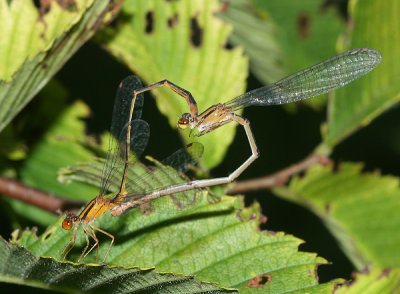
left=35, top=0, right=77, bottom=20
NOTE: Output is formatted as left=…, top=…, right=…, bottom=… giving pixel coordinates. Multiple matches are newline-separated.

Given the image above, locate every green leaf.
left=98, top=0, right=248, bottom=168
left=325, top=0, right=400, bottom=146
left=0, top=237, right=233, bottom=293
left=217, top=0, right=284, bottom=84
left=0, top=0, right=118, bottom=132
left=15, top=195, right=338, bottom=293
left=12, top=100, right=335, bottom=292
left=274, top=162, right=400, bottom=269
left=256, top=0, right=345, bottom=109
left=335, top=268, right=400, bottom=294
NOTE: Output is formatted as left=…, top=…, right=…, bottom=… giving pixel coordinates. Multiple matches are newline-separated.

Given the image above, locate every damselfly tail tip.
left=356, top=48, right=382, bottom=67
left=368, top=48, right=382, bottom=65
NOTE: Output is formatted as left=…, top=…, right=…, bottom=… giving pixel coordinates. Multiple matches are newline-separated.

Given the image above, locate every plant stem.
left=0, top=177, right=83, bottom=214
left=227, top=154, right=332, bottom=194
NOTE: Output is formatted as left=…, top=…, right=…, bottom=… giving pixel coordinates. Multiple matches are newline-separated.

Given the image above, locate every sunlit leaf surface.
left=217, top=0, right=283, bottom=84
left=325, top=0, right=400, bottom=146
left=275, top=162, right=400, bottom=269
left=336, top=268, right=400, bottom=294
left=0, top=0, right=119, bottom=132
left=15, top=195, right=338, bottom=293
left=0, top=237, right=234, bottom=293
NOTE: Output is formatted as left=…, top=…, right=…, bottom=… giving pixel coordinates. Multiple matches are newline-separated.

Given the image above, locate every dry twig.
left=0, top=177, right=84, bottom=214
left=227, top=154, right=332, bottom=194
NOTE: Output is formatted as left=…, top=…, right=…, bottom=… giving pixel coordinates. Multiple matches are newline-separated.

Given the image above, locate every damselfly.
left=111, top=48, right=381, bottom=216
left=61, top=76, right=202, bottom=262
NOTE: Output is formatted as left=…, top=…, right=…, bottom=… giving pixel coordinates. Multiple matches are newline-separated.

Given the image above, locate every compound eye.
left=62, top=219, right=73, bottom=230
left=178, top=118, right=189, bottom=129
left=177, top=113, right=191, bottom=129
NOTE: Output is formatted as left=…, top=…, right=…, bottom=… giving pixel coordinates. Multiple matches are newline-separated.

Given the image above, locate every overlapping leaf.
left=13, top=99, right=337, bottom=292
left=15, top=195, right=338, bottom=293
left=0, top=237, right=233, bottom=293
left=256, top=0, right=344, bottom=73
left=257, top=0, right=345, bottom=109
left=325, top=0, right=400, bottom=146
left=274, top=162, right=400, bottom=269
left=217, top=0, right=283, bottom=84
left=0, top=0, right=119, bottom=132
left=336, top=268, right=400, bottom=294
left=98, top=0, right=248, bottom=168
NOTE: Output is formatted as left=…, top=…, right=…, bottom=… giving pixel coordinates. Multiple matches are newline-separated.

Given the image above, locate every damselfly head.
left=177, top=113, right=193, bottom=129
left=62, top=212, right=78, bottom=231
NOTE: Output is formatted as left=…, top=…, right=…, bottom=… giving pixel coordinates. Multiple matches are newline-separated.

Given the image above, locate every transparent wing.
left=120, top=142, right=205, bottom=210
left=61, top=142, right=205, bottom=212
left=118, top=119, right=150, bottom=160
left=225, top=48, right=382, bottom=110
left=62, top=74, right=202, bottom=208
left=100, top=76, right=149, bottom=195
left=158, top=142, right=204, bottom=208
left=162, top=142, right=204, bottom=172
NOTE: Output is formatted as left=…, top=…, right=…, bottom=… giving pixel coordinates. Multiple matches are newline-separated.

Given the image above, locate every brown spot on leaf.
left=57, top=0, right=78, bottom=10
left=34, top=0, right=77, bottom=16
left=167, top=13, right=179, bottom=28
left=324, top=203, right=331, bottom=214
left=190, top=17, right=202, bottom=47
left=297, top=13, right=311, bottom=39
left=378, top=268, right=391, bottom=279
left=223, top=41, right=233, bottom=50
left=356, top=266, right=370, bottom=276
left=145, top=11, right=154, bottom=34
left=35, top=0, right=78, bottom=32
left=248, top=273, right=272, bottom=288
left=140, top=202, right=153, bottom=215
left=219, top=1, right=230, bottom=13
left=260, top=214, right=268, bottom=224
left=249, top=213, right=257, bottom=220
left=106, top=0, right=125, bottom=25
